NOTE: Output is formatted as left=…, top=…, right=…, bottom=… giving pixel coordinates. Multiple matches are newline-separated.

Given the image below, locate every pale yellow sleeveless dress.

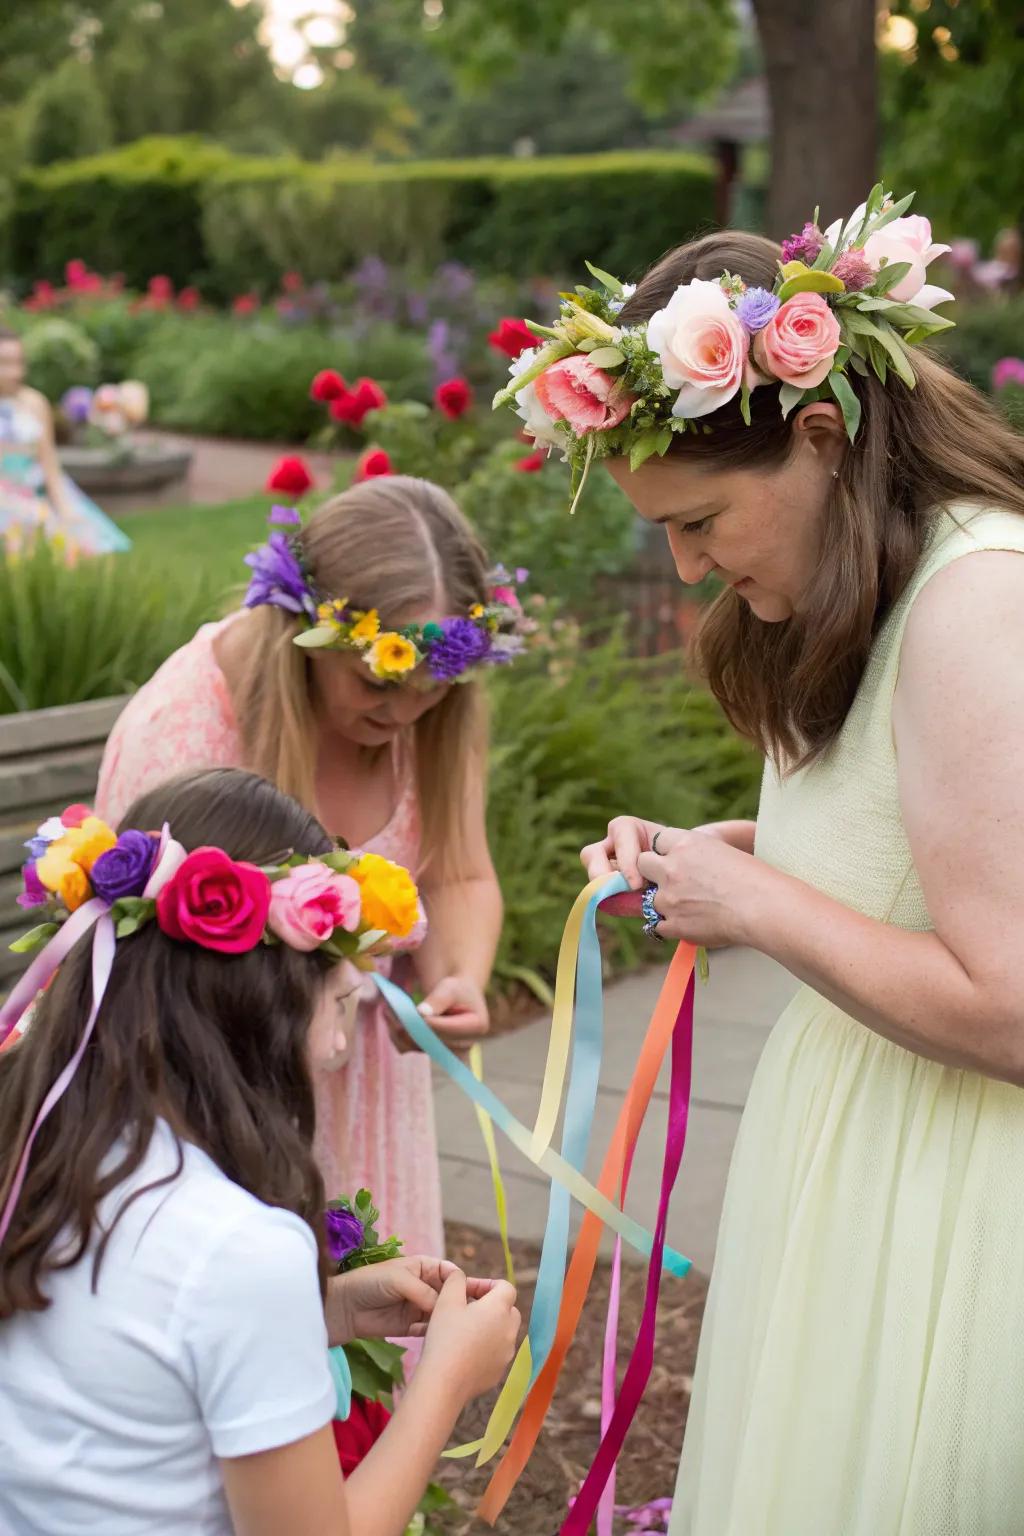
left=670, top=506, right=1024, bottom=1536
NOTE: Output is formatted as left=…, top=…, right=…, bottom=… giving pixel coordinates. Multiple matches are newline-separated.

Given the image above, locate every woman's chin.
left=742, top=587, right=794, bottom=623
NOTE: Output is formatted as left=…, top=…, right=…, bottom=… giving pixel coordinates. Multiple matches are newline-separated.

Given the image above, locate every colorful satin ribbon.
left=468, top=1044, right=516, bottom=1288
left=476, top=942, right=695, bottom=1524
left=0, top=900, right=115, bottom=1246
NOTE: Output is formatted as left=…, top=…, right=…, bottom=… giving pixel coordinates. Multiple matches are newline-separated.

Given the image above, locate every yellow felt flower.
left=469, top=604, right=484, bottom=619
left=36, top=848, right=91, bottom=910
left=351, top=853, right=420, bottom=939
left=367, top=632, right=417, bottom=679
left=349, top=609, right=381, bottom=646
left=64, top=817, right=117, bottom=873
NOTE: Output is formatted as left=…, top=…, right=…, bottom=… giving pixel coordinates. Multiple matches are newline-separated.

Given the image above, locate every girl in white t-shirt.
left=0, top=767, right=519, bottom=1536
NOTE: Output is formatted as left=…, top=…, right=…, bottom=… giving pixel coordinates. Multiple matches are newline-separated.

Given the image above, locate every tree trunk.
left=752, top=0, right=879, bottom=240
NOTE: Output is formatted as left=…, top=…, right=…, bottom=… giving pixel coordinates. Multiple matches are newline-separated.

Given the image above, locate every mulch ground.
left=434, top=1222, right=707, bottom=1536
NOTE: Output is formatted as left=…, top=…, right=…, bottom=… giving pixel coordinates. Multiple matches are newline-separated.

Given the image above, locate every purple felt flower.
left=90, top=830, right=159, bottom=904
left=244, top=532, right=313, bottom=616
left=17, top=863, right=49, bottom=909
left=735, top=286, right=780, bottom=333
left=325, top=1205, right=365, bottom=1264
left=427, top=617, right=492, bottom=680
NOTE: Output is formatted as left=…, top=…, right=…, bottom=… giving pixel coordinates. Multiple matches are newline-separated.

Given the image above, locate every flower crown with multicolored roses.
left=493, top=186, right=955, bottom=512
left=0, top=804, right=424, bottom=1250
left=12, top=804, right=422, bottom=966
left=244, top=507, right=534, bottom=684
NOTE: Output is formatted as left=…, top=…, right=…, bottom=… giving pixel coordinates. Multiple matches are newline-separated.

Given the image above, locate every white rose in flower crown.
left=509, top=348, right=564, bottom=448
left=646, top=279, right=757, bottom=419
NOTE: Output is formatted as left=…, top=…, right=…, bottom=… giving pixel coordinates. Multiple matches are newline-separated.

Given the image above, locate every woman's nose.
left=666, top=526, right=713, bottom=586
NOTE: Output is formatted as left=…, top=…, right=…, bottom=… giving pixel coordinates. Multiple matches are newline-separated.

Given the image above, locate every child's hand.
left=420, top=1270, right=520, bottom=1402
left=390, top=974, right=490, bottom=1055
left=325, top=1257, right=497, bottom=1346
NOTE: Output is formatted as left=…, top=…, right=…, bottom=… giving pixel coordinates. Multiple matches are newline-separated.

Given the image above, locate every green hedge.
left=8, top=136, right=716, bottom=292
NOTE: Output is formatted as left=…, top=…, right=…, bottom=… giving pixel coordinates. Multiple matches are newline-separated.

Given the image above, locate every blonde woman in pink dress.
left=97, top=477, right=514, bottom=1262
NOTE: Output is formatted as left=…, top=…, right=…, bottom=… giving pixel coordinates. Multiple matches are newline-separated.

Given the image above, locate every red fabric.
left=332, top=1395, right=392, bottom=1475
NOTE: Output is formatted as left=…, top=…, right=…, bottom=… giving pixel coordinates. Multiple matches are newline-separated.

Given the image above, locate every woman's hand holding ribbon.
left=635, top=829, right=761, bottom=949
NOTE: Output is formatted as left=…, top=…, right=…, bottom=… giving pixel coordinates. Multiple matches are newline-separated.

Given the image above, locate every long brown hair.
left=233, top=476, right=489, bottom=875
left=0, top=768, right=333, bottom=1320
left=620, top=233, right=1024, bottom=765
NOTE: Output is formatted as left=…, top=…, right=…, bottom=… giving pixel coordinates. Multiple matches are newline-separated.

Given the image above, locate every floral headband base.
left=493, top=185, right=955, bottom=510
left=14, top=805, right=422, bottom=966
left=244, top=507, right=535, bottom=684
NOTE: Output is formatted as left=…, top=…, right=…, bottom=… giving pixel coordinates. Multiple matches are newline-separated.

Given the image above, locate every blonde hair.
left=231, top=476, right=490, bottom=877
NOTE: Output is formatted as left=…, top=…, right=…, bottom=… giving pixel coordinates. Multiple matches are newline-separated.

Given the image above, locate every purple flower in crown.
left=485, top=634, right=526, bottom=665
left=17, top=863, right=48, bottom=910
left=91, top=831, right=159, bottom=905
left=427, top=617, right=491, bottom=681
left=244, top=531, right=314, bottom=617
left=735, top=287, right=780, bottom=333
left=780, top=221, right=824, bottom=266
left=325, top=1204, right=365, bottom=1264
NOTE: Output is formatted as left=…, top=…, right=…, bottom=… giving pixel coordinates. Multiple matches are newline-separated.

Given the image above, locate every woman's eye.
left=680, top=517, right=711, bottom=535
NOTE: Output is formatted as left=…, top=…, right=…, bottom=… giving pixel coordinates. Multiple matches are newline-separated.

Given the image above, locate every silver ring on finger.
left=641, top=883, right=665, bottom=942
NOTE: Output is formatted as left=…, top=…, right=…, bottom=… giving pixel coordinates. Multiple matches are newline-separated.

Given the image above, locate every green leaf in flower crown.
left=629, top=431, right=664, bottom=472
left=862, top=191, right=915, bottom=241
left=584, top=261, right=625, bottom=296
left=849, top=352, right=870, bottom=378
left=739, top=382, right=752, bottom=426
left=778, top=382, right=810, bottom=419
left=827, top=370, right=862, bottom=442
left=356, top=927, right=388, bottom=953
left=777, top=269, right=846, bottom=303
left=10, top=921, right=59, bottom=955
left=811, top=241, right=835, bottom=272
left=344, top=1337, right=405, bottom=1403
left=293, top=626, right=341, bottom=650
left=111, top=896, right=157, bottom=939
left=880, top=302, right=955, bottom=334
left=871, top=322, right=916, bottom=387
left=868, top=260, right=913, bottom=298
left=867, top=337, right=889, bottom=385
left=585, top=346, right=625, bottom=370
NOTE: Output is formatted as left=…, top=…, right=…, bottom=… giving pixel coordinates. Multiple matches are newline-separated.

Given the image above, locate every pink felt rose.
left=268, top=863, right=361, bottom=952
left=533, top=355, right=634, bottom=435
left=156, top=847, right=271, bottom=954
left=646, top=278, right=754, bottom=419
left=753, top=292, right=841, bottom=390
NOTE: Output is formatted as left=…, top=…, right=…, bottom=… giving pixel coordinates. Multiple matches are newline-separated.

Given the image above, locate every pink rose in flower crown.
left=533, top=355, right=634, bottom=435
left=646, top=279, right=754, bottom=419
left=268, top=863, right=361, bottom=952
left=862, top=215, right=953, bottom=309
left=156, top=847, right=271, bottom=954
left=753, top=293, right=841, bottom=390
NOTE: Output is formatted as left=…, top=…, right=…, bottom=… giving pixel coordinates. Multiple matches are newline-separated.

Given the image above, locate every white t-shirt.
left=0, top=1120, right=335, bottom=1535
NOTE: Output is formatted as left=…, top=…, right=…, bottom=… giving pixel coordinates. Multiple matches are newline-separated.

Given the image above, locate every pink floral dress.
left=96, top=619, right=445, bottom=1261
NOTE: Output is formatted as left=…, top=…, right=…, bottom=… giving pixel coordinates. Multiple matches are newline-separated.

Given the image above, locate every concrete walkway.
left=436, top=949, right=799, bottom=1276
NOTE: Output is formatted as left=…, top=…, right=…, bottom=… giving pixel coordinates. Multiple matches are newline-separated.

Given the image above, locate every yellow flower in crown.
left=63, top=817, right=117, bottom=873
left=317, top=599, right=348, bottom=630
left=36, top=847, right=91, bottom=911
left=367, top=632, right=418, bottom=679
left=349, top=609, right=381, bottom=647
left=351, top=852, right=420, bottom=939
left=469, top=604, right=484, bottom=619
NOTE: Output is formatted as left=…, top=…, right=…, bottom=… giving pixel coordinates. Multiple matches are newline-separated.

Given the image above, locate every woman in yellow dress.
left=503, top=192, right=1024, bottom=1532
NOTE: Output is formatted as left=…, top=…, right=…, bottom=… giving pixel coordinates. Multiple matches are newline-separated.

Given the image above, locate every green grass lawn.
left=115, top=494, right=267, bottom=605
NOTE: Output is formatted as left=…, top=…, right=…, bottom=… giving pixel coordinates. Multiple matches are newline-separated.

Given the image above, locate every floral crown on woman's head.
left=243, top=506, right=535, bottom=684
left=493, top=185, right=956, bottom=512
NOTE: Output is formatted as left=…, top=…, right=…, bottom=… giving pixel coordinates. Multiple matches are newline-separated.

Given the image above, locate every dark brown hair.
left=620, top=233, right=1024, bottom=764
left=232, top=475, right=489, bottom=877
left=0, top=768, right=334, bottom=1319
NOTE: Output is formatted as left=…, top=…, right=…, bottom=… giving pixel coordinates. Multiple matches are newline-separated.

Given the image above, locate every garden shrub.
left=9, top=137, right=716, bottom=293
left=935, top=296, right=1024, bottom=394
left=21, top=318, right=99, bottom=400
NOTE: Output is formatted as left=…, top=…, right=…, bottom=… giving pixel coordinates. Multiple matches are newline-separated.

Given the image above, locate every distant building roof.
left=672, top=76, right=769, bottom=146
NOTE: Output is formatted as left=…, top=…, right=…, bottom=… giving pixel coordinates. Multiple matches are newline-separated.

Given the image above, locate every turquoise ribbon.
left=329, top=1345, right=353, bottom=1422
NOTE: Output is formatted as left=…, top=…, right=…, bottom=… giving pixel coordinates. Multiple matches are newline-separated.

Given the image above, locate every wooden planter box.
left=0, top=697, right=127, bottom=986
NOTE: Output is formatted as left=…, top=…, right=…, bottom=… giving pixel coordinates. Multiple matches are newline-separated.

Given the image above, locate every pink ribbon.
left=597, top=1237, right=623, bottom=1536
left=0, top=906, right=115, bottom=1246
left=561, top=971, right=695, bottom=1536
